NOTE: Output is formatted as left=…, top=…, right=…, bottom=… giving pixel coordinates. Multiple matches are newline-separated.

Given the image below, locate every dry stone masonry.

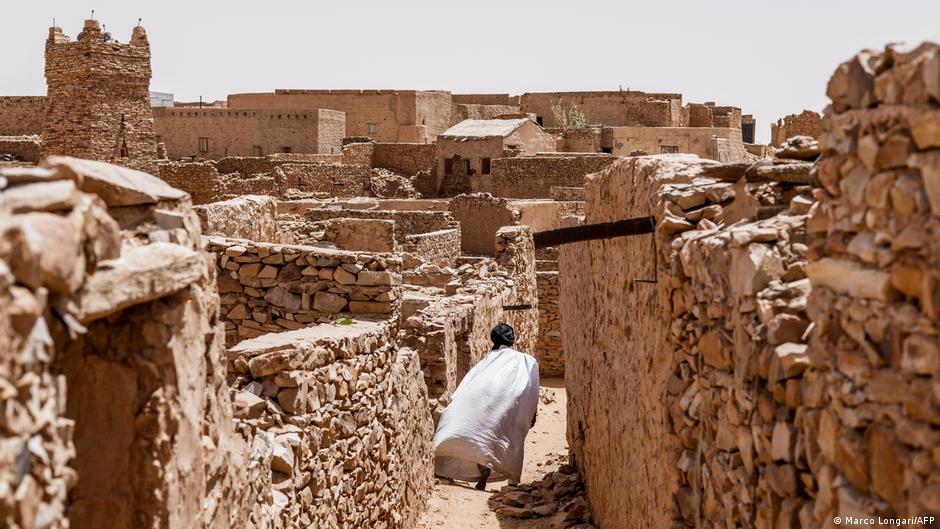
left=208, top=237, right=401, bottom=345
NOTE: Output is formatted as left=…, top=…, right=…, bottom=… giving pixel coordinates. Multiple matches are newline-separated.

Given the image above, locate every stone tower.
left=42, top=20, right=157, bottom=162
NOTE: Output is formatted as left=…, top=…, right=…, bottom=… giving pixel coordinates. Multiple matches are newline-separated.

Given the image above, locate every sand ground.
left=415, top=378, right=568, bottom=529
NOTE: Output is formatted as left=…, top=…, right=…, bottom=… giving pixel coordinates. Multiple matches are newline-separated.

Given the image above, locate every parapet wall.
left=228, top=320, right=433, bottom=529
left=208, top=237, right=401, bottom=345
left=0, top=135, right=42, bottom=162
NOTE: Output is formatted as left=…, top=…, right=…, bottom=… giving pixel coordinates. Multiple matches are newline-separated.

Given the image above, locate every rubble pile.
left=207, top=237, right=402, bottom=345
left=489, top=462, right=595, bottom=529
left=228, top=320, right=434, bottom=529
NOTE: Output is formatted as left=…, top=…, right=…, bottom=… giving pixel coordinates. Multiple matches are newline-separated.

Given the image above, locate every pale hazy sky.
left=2, top=0, right=937, bottom=143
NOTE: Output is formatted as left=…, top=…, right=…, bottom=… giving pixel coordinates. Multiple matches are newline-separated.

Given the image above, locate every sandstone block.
left=248, top=350, right=301, bottom=378
left=76, top=242, right=202, bottom=322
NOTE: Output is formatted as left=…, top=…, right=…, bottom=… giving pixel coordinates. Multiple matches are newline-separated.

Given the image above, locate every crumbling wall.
left=207, top=237, right=401, bottom=345
left=275, top=163, right=372, bottom=197
left=536, top=265, right=563, bottom=377
left=306, top=208, right=457, bottom=239
left=800, top=43, right=940, bottom=525
left=372, top=143, right=436, bottom=176
left=0, top=135, right=41, bottom=162
left=195, top=195, right=278, bottom=241
left=770, top=110, right=823, bottom=147
left=228, top=320, right=433, bottom=529
left=482, top=154, right=616, bottom=198
left=448, top=193, right=520, bottom=255
left=399, top=226, right=539, bottom=406
left=402, top=228, right=461, bottom=264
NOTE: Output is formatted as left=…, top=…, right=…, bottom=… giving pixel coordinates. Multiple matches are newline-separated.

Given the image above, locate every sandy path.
left=416, top=378, right=568, bottom=529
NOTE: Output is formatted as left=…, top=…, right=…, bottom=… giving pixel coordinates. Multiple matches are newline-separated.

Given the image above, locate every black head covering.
left=491, top=323, right=516, bottom=350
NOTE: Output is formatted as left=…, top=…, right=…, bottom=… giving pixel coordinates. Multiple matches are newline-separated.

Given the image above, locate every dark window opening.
left=463, top=159, right=471, bottom=174
left=660, top=145, right=679, bottom=154
left=281, top=146, right=292, bottom=153
left=119, top=140, right=128, bottom=158
left=444, top=157, right=454, bottom=175
left=536, top=116, right=543, bottom=126
left=251, top=145, right=263, bottom=157
left=601, top=147, right=613, bottom=154
left=481, top=158, right=491, bottom=174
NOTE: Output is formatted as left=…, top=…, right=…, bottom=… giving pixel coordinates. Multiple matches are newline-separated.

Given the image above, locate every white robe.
left=432, top=346, right=540, bottom=484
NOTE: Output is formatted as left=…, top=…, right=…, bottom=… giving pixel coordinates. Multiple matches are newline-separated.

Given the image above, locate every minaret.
left=42, top=19, right=157, bottom=162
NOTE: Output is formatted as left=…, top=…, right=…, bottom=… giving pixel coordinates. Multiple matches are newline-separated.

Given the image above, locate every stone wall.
left=318, top=218, right=399, bottom=253
left=0, top=135, right=42, bottom=162
left=536, top=268, right=563, bottom=377
left=480, top=154, right=616, bottom=198
left=0, top=96, right=46, bottom=135
left=372, top=142, right=436, bottom=176
left=448, top=193, right=519, bottom=255
left=801, top=43, right=940, bottom=525
left=610, top=126, right=752, bottom=162
left=275, top=163, right=372, bottom=197
left=43, top=21, right=157, bottom=162
left=227, top=89, right=453, bottom=143
left=207, top=237, right=401, bottom=345
left=770, top=110, right=823, bottom=147
left=227, top=320, right=433, bottom=529
left=559, top=156, right=685, bottom=529
left=306, top=207, right=457, bottom=239
left=0, top=156, right=263, bottom=529
left=561, top=42, right=940, bottom=529
left=195, top=195, right=279, bottom=241
left=153, top=107, right=345, bottom=159
left=399, top=226, right=539, bottom=405
left=402, top=228, right=461, bottom=265
left=520, top=91, right=683, bottom=128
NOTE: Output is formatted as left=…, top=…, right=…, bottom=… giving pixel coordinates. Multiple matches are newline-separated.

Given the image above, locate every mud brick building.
left=153, top=107, right=346, bottom=159
left=42, top=20, right=157, bottom=162
left=227, top=89, right=455, bottom=143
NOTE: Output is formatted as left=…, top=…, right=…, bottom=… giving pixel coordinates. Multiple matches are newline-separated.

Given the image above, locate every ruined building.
left=42, top=20, right=157, bottom=163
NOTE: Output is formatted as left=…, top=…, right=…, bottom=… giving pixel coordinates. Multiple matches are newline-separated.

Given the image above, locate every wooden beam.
left=533, top=216, right=655, bottom=248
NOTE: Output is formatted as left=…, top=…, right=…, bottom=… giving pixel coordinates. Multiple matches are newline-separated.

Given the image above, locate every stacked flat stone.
left=536, top=259, right=564, bottom=377
left=228, top=321, right=433, bottom=529
left=655, top=168, right=813, bottom=527
left=802, top=42, right=940, bottom=524
left=0, top=156, right=260, bottom=529
left=208, top=236, right=402, bottom=346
